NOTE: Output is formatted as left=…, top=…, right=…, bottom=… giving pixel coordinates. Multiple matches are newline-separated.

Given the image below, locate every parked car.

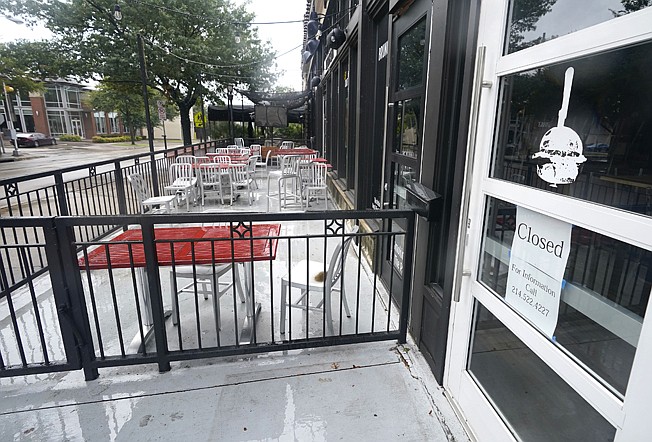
left=12, top=132, right=57, bottom=147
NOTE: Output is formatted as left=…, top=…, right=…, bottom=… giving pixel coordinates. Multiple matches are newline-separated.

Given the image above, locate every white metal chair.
left=213, top=155, right=232, bottom=164
left=280, top=225, right=359, bottom=335
left=239, top=148, right=251, bottom=156
left=230, top=163, right=254, bottom=205
left=226, top=145, right=240, bottom=154
left=127, top=173, right=176, bottom=213
left=215, top=147, right=229, bottom=154
left=249, top=144, right=261, bottom=156
left=198, top=163, right=231, bottom=205
left=175, top=155, right=197, bottom=164
left=234, top=137, right=245, bottom=148
left=164, top=163, right=197, bottom=211
left=255, top=150, right=271, bottom=183
left=280, top=141, right=295, bottom=149
left=266, top=154, right=301, bottom=212
left=247, top=155, right=261, bottom=189
left=169, top=219, right=245, bottom=332
left=301, top=162, right=329, bottom=210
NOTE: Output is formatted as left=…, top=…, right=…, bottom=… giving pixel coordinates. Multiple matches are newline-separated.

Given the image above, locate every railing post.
left=52, top=218, right=99, bottom=380
left=54, top=172, right=70, bottom=216
left=114, top=161, right=129, bottom=215
left=399, top=211, right=417, bottom=344
left=140, top=220, right=171, bottom=372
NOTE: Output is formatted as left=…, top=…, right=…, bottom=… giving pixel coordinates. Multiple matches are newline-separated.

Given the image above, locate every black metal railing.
left=0, top=210, right=415, bottom=379
left=0, top=141, right=220, bottom=291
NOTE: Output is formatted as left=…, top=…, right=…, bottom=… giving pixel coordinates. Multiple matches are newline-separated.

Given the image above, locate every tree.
left=0, top=41, right=52, bottom=94
left=2, top=0, right=278, bottom=145
left=89, top=81, right=178, bottom=144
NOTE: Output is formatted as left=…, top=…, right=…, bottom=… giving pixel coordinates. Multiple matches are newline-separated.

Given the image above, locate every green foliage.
left=59, top=134, right=82, bottom=142
left=2, top=0, right=278, bottom=145
left=274, top=123, right=304, bottom=140
left=89, top=81, right=176, bottom=144
left=0, top=41, right=48, bottom=93
left=92, top=135, right=143, bottom=143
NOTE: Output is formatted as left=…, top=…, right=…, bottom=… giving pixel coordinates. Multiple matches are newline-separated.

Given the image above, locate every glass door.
left=446, top=3, right=652, bottom=440
left=380, top=1, right=429, bottom=301
left=71, top=118, right=83, bottom=137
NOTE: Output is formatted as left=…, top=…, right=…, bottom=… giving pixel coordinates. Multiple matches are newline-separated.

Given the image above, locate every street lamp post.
left=227, top=84, right=234, bottom=143
left=136, top=33, right=159, bottom=196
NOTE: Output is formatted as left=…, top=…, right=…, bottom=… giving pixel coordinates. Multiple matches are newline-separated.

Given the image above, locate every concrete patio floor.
left=0, top=340, right=471, bottom=441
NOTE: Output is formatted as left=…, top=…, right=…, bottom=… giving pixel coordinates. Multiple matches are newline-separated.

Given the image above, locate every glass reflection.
left=480, top=197, right=650, bottom=395
left=469, top=301, right=617, bottom=441
left=507, top=0, right=650, bottom=54
left=397, top=17, right=426, bottom=90
left=393, top=99, right=420, bottom=158
left=492, top=42, right=652, bottom=217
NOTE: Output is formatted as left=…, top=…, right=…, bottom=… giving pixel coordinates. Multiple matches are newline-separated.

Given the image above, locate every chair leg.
left=210, top=277, right=220, bottom=331
left=280, top=279, right=288, bottom=334
left=341, top=286, right=351, bottom=318
left=170, top=272, right=179, bottom=325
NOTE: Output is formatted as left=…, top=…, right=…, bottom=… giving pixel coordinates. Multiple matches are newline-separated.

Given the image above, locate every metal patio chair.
left=127, top=173, right=176, bottom=213
left=280, top=225, right=359, bottom=335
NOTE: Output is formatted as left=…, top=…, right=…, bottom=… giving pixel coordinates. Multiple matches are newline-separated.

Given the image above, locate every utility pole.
left=2, top=82, right=20, bottom=157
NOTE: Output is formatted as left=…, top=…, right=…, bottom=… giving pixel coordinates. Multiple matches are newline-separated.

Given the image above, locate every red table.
left=206, top=153, right=249, bottom=163
left=275, top=148, right=317, bottom=157
left=79, top=224, right=280, bottom=339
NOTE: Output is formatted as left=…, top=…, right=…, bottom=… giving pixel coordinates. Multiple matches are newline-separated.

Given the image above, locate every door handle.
left=452, top=46, right=489, bottom=302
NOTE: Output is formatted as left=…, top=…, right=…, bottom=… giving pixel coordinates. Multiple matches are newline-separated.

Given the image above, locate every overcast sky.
left=1, top=0, right=307, bottom=91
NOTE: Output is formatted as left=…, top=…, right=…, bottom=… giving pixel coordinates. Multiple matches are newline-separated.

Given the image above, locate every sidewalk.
left=0, top=341, right=471, bottom=441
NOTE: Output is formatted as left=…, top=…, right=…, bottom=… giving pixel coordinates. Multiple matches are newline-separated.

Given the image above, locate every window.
left=392, top=99, right=420, bottom=158
left=506, top=0, right=651, bottom=54
left=44, top=87, right=63, bottom=107
left=108, top=112, right=120, bottom=133
left=491, top=42, right=652, bottom=217
left=468, top=301, right=617, bottom=441
left=94, top=111, right=106, bottom=134
left=46, top=110, right=67, bottom=136
left=66, top=88, right=81, bottom=109
left=396, top=17, right=427, bottom=91
left=480, top=196, right=650, bottom=396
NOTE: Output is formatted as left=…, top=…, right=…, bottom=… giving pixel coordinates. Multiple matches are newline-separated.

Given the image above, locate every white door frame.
left=444, top=3, right=652, bottom=440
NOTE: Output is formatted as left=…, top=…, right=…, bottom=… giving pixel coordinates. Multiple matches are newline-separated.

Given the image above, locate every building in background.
left=1, top=79, right=128, bottom=140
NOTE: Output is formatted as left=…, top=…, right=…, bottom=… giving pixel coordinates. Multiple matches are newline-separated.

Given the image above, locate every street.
left=0, top=140, right=179, bottom=182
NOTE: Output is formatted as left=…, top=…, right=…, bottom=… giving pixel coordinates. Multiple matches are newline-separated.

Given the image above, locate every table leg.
left=239, top=262, right=261, bottom=345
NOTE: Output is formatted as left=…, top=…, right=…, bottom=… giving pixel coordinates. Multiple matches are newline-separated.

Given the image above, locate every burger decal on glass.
left=532, top=67, right=586, bottom=187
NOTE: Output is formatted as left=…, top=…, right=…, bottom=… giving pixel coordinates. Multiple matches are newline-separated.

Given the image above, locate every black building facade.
left=304, top=1, right=652, bottom=440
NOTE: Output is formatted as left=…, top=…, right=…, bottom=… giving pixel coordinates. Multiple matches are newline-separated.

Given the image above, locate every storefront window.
left=66, top=88, right=81, bottom=108
left=468, top=301, right=617, bottom=441
left=506, top=0, right=650, bottom=54
left=396, top=16, right=426, bottom=91
left=491, top=42, right=652, bottom=217
left=47, top=110, right=66, bottom=136
left=479, top=196, right=650, bottom=396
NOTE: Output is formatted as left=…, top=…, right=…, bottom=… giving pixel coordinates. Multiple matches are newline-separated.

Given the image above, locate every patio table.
left=78, top=224, right=281, bottom=344
left=206, top=153, right=249, bottom=163
left=274, top=148, right=317, bottom=157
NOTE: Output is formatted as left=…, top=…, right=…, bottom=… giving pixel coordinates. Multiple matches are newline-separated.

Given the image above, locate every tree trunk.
left=124, top=108, right=136, bottom=145
left=179, top=103, right=192, bottom=146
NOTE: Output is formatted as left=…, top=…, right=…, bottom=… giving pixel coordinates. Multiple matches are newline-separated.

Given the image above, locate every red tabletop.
left=275, top=148, right=317, bottom=156
left=206, top=153, right=249, bottom=163
left=79, top=224, right=281, bottom=270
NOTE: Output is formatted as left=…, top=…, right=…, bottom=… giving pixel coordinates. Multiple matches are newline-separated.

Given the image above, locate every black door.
left=380, top=1, right=430, bottom=304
